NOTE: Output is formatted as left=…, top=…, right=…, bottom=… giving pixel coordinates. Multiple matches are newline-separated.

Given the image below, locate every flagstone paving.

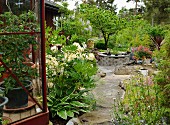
left=79, top=65, right=131, bottom=125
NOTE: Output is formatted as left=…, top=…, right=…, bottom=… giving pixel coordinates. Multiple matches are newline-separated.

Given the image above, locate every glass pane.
left=0, top=0, right=44, bottom=124
left=0, top=0, right=30, bottom=15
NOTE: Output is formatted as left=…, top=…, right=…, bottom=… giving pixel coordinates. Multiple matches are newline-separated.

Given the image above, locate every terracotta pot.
left=23, top=45, right=32, bottom=62
left=0, top=72, right=10, bottom=82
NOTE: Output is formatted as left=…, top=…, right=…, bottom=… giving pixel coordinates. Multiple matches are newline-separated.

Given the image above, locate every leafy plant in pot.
left=0, top=11, right=38, bottom=109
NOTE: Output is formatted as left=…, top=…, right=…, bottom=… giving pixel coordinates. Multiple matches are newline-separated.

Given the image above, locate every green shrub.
left=108, top=35, right=116, bottom=49
left=94, top=40, right=106, bottom=50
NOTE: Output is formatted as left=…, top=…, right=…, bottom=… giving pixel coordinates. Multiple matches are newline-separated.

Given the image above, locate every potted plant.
left=0, top=11, right=38, bottom=109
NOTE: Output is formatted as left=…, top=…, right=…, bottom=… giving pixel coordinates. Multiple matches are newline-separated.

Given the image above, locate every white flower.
left=48, top=82, right=54, bottom=88
left=82, top=42, right=87, bottom=49
left=51, top=46, right=57, bottom=51
left=68, top=53, right=77, bottom=62
left=73, top=42, right=84, bottom=52
left=87, top=53, right=95, bottom=61
left=73, top=42, right=80, bottom=48
left=77, top=47, right=84, bottom=52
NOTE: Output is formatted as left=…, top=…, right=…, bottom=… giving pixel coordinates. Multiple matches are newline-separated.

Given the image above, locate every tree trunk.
left=135, top=1, right=138, bottom=15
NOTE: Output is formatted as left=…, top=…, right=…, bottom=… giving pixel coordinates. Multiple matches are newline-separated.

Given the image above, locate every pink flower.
left=138, top=45, right=143, bottom=51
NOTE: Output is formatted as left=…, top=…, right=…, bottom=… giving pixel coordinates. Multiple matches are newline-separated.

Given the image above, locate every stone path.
left=78, top=66, right=131, bottom=125
left=66, top=64, right=155, bottom=125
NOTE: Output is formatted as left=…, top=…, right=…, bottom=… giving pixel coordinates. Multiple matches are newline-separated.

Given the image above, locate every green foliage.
left=143, top=0, right=170, bottom=24
left=56, top=2, right=73, bottom=19
left=0, top=11, right=38, bottom=90
left=108, top=34, right=116, bottom=49
left=94, top=40, right=106, bottom=50
left=147, top=25, right=167, bottom=37
left=47, top=85, right=95, bottom=119
left=80, top=4, right=124, bottom=48
left=116, top=16, right=152, bottom=49
left=153, top=31, right=170, bottom=120
left=46, top=41, right=98, bottom=120
left=85, top=0, right=117, bottom=13
left=45, top=27, right=66, bottom=54
left=113, top=75, right=168, bottom=124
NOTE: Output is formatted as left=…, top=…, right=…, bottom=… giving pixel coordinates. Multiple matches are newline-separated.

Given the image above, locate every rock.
left=66, top=118, right=82, bottom=125
left=49, top=121, right=53, bottom=125
left=114, top=66, right=132, bottom=75
left=100, top=72, right=106, bottom=77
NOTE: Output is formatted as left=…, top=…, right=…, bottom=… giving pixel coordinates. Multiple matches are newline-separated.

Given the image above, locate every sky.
left=66, top=0, right=144, bottom=12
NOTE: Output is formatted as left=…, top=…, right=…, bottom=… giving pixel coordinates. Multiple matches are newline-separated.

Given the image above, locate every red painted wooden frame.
left=0, top=0, right=49, bottom=124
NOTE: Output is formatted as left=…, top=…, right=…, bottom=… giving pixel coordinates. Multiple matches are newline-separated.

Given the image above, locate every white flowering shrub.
left=46, top=42, right=98, bottom=120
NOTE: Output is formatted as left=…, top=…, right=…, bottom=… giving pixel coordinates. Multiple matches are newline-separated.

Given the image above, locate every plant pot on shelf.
left=0, top=80, right=32, bottom=109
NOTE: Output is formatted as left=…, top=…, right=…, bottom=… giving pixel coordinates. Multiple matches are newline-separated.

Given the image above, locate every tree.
left=80, top=4, right=124, bottom=48
left=143, top=0, right=170, bottom=24
left=116, top=15, right=153, bottom=49
left=126, top=0, right=141, bottom=15
left=83, top=0, right=116, bottom=13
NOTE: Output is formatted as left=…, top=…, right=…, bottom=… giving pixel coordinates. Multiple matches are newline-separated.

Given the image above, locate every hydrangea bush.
left=46, top=42, right=98, bottom=120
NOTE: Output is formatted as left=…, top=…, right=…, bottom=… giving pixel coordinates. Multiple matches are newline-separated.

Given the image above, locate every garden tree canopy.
left=116, top=15, right=152, bottom=48
left=62, top=13, right=92, bottom=44
left=126, top=0, right=141, bottom=15
left=56, top=2, right=73, bottom=19
left=80, top=4, right=124, bottom=48
left=143, top=0, right=170, bottom=24
left=83, top=0, right=116, bottom=13
left=53, top=2, right=91, bottom=44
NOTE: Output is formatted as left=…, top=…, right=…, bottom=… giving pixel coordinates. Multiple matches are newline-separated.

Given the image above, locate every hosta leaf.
left=66, top=86, right=75, bottom=95
left=70, top=101, right=88, bottom=107
left=72, top=110, right=79, bottom=114
left=47, top=97, right=53, bottom=103
left=47, top=103, right=52, bottom=107
left=67, top=110, right=74, bottom=117
left=69, top=94, right=79, bottom=99
left=61, top=95, right=70, bottom=102
left=57, top=110, right=67, bottom=120
left=54, top=102, right=69, bottom=107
